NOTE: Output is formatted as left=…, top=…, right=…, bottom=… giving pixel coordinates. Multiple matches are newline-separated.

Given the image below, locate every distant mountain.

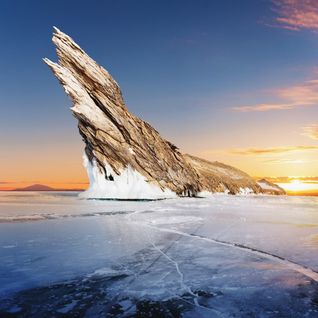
left=14, top=184, right=55, bottom=191
left=13, top=184, right=84, bottom=192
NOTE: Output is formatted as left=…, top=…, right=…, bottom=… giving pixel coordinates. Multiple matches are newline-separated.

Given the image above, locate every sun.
left=282, top=179, right=309, bottom=192
left=290, top=180, right=302, bottom=191
left=277, top=178, right=318, bottom=195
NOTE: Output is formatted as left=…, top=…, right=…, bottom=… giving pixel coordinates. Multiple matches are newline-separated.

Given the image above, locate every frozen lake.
left=0, top=192, right=318, bottom=317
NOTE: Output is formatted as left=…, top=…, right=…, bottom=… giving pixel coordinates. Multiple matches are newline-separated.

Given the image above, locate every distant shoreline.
left=0, top=189, right=84, bottom=192
left=0, top=190, right=317, bottom=197
left=285, top=192, right=318, bottom=197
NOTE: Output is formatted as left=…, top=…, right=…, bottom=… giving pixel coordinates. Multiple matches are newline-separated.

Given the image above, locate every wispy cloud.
left=236, top=2, right=318, bottom=112
left=271, top=0, right=318, bottom=31
left=201, top=145, right=318, bottom=157
left=264, top=176, right=318, bottom=183
left=232, top=79, right=318, bottom=112
left=302, top=124, right=318, bottom=140
left=229, top=145, right=318, bottom=155
left=232, top=103, right=296, bottom=112
left=262, top=158, right=309, bottom=164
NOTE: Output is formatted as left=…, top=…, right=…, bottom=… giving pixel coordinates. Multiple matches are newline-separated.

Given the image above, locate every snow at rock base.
left=80, top=154, right=176, bottom=199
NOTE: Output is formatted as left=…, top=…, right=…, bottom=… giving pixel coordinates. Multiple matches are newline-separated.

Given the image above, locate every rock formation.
left=257, top=179, right=286, bottom=195
left=44, top=28, right=284, bottom=199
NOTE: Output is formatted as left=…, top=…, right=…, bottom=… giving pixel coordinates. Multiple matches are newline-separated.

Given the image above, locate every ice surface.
left=1, top=192, right=318, bottom=317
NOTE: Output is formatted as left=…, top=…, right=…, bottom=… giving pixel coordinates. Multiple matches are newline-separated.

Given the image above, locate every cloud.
left=302, top=124, right=318, bottom=140
left=232, top=103, right=297, bottom=112
left=271, top=0, right=318, bottom=31
left=232, top=79, right=318, bottom=112
left=229, top=145, right=318, bottom=155
left=262, top=158, right=309, bottom=164
left=264, top=176, right=318, bottom=183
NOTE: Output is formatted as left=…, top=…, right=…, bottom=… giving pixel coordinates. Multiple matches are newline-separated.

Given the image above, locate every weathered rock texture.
left=185, top=155, right=262, bottom=195
left=44, top=28, right=284, bottom=198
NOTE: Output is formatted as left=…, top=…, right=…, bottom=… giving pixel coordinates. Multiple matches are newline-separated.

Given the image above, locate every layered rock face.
left=185, top=155, right=262, bottom=195
left=44, top=28, right=283, bottom=199
left=257, top=179, right=286, bottom=195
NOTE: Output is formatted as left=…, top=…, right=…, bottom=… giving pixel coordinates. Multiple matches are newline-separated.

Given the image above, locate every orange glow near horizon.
left=283, top=180, right=307, bottom=192
left=278, top=180, right=318, bottom=195
left=0, top=136, right=317, bottom=194
left=0, top=181, right=88, bottom=191
left=1, top=177, right=318, bottom=196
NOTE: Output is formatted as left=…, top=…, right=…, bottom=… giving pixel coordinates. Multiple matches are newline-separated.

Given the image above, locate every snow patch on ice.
left=87, top=267, right=125, bottom=277
left=80, top=154, right=177, bottom=200
left=198, top=189, right=230, bottom=197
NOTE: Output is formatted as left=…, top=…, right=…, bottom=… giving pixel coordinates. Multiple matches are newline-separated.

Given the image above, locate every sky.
left=0, top=0, right=317, bottom=191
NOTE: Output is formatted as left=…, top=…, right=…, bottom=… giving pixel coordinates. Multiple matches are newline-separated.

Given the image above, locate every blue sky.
left=0, top=0, right=317, bottom=186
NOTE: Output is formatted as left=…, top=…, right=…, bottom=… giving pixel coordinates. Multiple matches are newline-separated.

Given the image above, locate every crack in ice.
left=141, top=223, right=318, bottom=283
left=145, top=231, right=225, bottom=317
left=146, top=231, right=194, bottom=295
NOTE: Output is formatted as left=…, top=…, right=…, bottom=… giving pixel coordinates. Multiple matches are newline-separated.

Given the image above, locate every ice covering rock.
left=44, top=28, right=273, bottom=199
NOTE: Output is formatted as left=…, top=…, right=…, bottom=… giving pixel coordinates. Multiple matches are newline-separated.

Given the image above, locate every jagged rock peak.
left=44, top=28, right=203, bottom=198
left=44, top=28, right=266, bottom=199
